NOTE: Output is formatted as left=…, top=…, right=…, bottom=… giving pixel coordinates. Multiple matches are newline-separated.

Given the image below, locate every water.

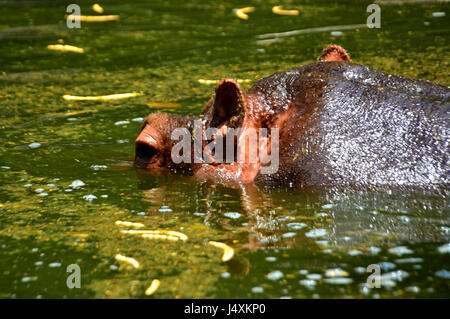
left=0, top=0, right=449, bottom=298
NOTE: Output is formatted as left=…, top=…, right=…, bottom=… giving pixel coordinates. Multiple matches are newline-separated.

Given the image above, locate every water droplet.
left=193, top=212, right=205, bottom=216
left=316, top=240, right=329, bottom=246
left=381, top=270, right=409, bottom=282
left=224, top=212, right=241, bottom=219
left=378, top=262, right=396, bottom=271
left=251, top=286, right=264, bottom=293
left=435, top=269, right=450, bottom=279
left=114, top=120, right=130, bottom=126
left=395, top=257, right=423, bottom=264
left=348, top=250, right=362, bottom=256
left=267, top=270, right=283, bottom=281
left=399, top=215, right=410, bottom=223
left=330, top=31, right=343, bottom=36
left=282, top=232, right=296, bottom=239
left=22, top=277, right=33, bottom=283
left=432, top=12, right=445, bottom=18
left=437, top=243, right=450, bottom=254
left=305, top=229, right=327, bottom=238
left=406, top=286, right=420, bottom=293
left=287, top=222, right=307, bottom=230
left=324, top=278, right=352, bottom=285
left=28, top=142, right=41, bottom=149
left=90, top=165, right=107, bottom=171
left=388, top=246, right=413, bottom=256
left=69, top=180, right=85, bottom=189
left=354, top=267, right=366, bottom=274
left=299, top=279, right=317, bottom=288
left=83, top=194, right=97, bottom=202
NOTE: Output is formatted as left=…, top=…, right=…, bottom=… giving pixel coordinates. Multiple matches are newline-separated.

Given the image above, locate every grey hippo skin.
left=135, top=45, right=449, bottom=189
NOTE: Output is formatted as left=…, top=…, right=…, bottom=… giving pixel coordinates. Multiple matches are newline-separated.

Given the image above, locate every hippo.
left=134, top=45, right=449, bottom=189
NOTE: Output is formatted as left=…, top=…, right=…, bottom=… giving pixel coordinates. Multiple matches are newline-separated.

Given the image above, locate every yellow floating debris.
left=92, top=3, right=104, bottom=14
left=198, top=79, right=217, bottom=85
left=63, top=92, right=143, bottom=101
left=64, top=110, right=98, bottom=116
left=115, top=220, right=145, bottom=228
left=209, top=241, right=234, bottom=262
left=272, top=6, right=299, bottom=16
left=141, top=233, right=180, bottom=241
left=146, top=102, right=181, bottom=108
left=72, top=233, right=89, bottom=238
left=66, top=14, right=119, bottom=22
left=121, top=229, right=188, bottom=241
left=115, top=254, right=140, bottom=269
left=198, top=79, right=251, bottom=85
left=235, top=7, right=254, bottom=20
left=145, top=279, right=161, bottom=296
left=47, top=44, right=84, bottom=54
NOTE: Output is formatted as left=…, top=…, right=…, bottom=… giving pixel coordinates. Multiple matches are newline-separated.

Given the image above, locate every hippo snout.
left=134, top=124, right=164, bottom=168
left=135, top=141, right=158, bottom=165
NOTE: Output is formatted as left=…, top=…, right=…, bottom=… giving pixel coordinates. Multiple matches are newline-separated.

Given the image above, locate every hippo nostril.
left=136, top=142, right=158, bottom=162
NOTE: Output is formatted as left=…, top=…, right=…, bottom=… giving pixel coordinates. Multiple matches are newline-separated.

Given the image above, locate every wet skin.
left=135, top=46, right=449, bottom=189
left=1, top=0, right=450, bottom=299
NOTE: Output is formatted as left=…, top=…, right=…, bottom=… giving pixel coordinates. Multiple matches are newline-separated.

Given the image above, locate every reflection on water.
left=138, top=169, right=449, bottom=249
left=0, top=0, right=449, bottom=298
left=134, top=171, right=450, bottom=298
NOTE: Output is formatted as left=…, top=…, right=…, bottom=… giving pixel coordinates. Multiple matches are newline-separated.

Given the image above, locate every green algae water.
left=0, top=0, right=449, bottom=299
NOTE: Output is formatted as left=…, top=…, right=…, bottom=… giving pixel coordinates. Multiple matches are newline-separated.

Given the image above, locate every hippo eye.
left=135, top=142, right=158, bottom=162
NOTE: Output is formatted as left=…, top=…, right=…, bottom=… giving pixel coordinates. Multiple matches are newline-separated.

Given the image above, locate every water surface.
left=0, top=0, right=449, bottom=298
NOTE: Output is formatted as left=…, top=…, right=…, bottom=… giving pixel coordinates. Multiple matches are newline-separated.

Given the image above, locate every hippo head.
left=134, top=44, right=352, bottom=183
left=134, top=79, right=246, bottom=174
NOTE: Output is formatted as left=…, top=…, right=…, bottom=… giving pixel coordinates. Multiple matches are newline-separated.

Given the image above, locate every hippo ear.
left=210, top=79, right=245, bottom=128
left=318, top=45, right=351, bottom=62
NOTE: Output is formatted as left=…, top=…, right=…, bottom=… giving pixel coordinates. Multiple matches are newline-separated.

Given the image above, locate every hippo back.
left=250, top=62, right=449, bottom=189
